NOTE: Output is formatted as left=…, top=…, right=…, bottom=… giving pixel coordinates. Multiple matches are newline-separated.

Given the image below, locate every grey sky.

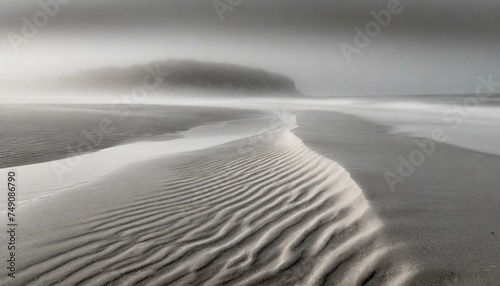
left=1, top=0, right=499, bottom=96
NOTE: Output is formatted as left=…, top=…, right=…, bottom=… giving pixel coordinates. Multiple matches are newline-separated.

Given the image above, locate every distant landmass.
left=58, top=59, right=300, bottom=95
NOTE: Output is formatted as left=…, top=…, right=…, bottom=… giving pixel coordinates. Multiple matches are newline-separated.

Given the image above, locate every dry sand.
left=0, top=103, right=498, bottom=285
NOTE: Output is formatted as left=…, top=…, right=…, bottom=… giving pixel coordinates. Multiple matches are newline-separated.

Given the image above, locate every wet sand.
left=294, top=110, right=500, bottom=285
left=0, top=104, right=265, bottom=168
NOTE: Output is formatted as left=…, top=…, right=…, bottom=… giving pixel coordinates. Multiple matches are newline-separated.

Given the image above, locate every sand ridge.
left=2, top=120, right=415, bottom=285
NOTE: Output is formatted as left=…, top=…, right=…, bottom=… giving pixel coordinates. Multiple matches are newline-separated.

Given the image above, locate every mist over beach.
left=1, top=1, right=499, bottom=285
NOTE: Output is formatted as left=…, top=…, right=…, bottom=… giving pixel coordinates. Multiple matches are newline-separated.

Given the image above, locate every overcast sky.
left=1, top=0, right=499, bottom=96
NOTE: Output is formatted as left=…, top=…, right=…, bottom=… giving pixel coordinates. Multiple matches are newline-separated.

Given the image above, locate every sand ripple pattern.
left=11, top=131, right=414, bottom=286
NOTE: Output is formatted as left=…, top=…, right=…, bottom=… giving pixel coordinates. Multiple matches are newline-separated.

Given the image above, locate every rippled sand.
left=2, top=102, right=497, bottom=285
left=1, top=119, right=414, bottom=285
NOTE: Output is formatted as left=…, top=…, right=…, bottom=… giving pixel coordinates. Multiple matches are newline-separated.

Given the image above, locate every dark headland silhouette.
left=57, top=59, right=302, bottom=96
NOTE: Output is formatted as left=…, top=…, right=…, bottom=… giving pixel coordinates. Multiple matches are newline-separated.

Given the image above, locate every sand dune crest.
left=3, top=126, right=415, bottom=285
